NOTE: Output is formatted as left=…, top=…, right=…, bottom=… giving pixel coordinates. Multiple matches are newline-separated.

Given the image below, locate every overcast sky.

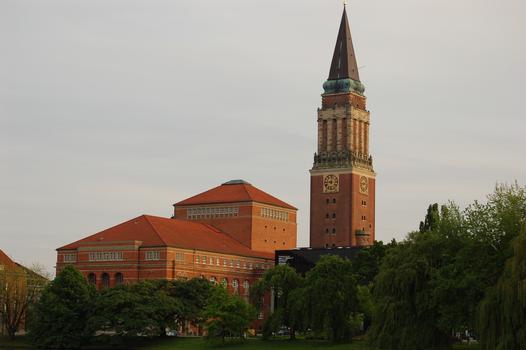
left=1, top=0, right=525, bottom=274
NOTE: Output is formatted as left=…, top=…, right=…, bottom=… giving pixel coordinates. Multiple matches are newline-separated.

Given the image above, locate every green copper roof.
left=323, top=78, right=365, bottom=95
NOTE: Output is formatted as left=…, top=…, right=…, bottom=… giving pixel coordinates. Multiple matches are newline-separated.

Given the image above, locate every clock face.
left=323, top=174, right=339, bottom=193
left=359, top=176, right=369, bottom=194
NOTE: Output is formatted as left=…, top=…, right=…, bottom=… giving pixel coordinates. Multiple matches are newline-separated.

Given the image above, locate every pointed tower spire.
left=328, top=7, right=360, bottom=82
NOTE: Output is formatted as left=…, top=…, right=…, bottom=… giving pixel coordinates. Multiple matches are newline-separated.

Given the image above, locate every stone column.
left=317, top=119, right=323, bottom=153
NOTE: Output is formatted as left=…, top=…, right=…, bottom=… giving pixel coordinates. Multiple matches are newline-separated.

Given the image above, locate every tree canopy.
left=28, top=265, right=96, bottom=349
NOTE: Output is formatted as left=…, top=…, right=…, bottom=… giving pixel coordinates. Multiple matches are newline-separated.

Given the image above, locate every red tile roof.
left=0, top=249, right=16, bottom=268
left=58, top=215, right=274, bottom=260
left=174, top=180, right=296, bottom=210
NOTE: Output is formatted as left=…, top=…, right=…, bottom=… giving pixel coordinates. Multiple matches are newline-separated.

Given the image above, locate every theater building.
left=56, top=180, right=297, bottom=300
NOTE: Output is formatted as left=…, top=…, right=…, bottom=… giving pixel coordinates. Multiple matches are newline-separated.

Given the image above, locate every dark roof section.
left=328, top=7, right=360, bottom=82
left=222, top=179, right=251, bottom=185
left=275, top=246, right=364, bottom=275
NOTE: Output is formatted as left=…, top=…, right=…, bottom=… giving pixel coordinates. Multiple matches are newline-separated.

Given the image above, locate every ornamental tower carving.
left=310, top=7, right=376, bottom=248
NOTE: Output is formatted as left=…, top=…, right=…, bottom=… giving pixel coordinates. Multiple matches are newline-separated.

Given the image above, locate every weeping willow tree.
left=479, top=222, right=526, bottom=350
left=367, top=232, right=453, bottom=350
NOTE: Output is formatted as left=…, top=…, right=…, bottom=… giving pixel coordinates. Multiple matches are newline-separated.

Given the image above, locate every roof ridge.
left=142, top=215, right=169, bottom=246
left=201, top=223, right=253, bottom=250
left=241, top=183, right=253, bottom=201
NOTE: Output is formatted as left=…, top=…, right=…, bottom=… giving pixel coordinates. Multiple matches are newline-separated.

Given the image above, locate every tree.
left=303, top=255, right=359, bottom=342
left=170, top=278, right=213, bottom=332
left=352, top=240, right=393, bottom=286
left=204, top=286, right=256, bottom=343
left=90, top=280, right=182, bottom=339
left=28, top=266, right=96, bottom=349
left=250, top=264, right=303, bottom=339
left=368, top=233, right=454, bottom=350
left=368, top=183, right=526, bottom=350
left=478, top=222, right=526, bottom=350
left=0, top=263, right=48, bottom=339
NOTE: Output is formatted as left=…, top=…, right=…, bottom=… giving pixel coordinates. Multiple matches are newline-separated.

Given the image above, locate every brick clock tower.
left=310, top=7, right=375, bottom=248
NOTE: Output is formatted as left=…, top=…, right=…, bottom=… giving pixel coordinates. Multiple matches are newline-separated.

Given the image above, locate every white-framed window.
left=210, top=257, right=215, bottom=265
left=221, top=278, right=228, bottom=288
left=202, top=256, right=207, bottom=264
left=232, top=279, right=239, bottom=291
left=216, top=258, right=220, bottom=266
left=236, top=260, right=240, bottom=268
left=223, top=259, right=227, bottom=267
left=260, top=207, right=289, bottom=221
left=175, top=252, right=184, bottom=261
left=210, top=276, right=216, bottom=284
left=64, top=253, right=76, bottom=263
left=230, top=260, right=234, bottom=267
left=88, top=251, right=123, bottom=262
left=187, top=206, right=239, bottom=219
left=145, top=251, right=160, bottom=261
left=196, top=256, right=200, bottom=264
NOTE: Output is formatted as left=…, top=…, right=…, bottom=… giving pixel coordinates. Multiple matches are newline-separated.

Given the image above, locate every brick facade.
left=309, top=7, right=376, bottom=248
left=56, top=181, right=297, bottom=330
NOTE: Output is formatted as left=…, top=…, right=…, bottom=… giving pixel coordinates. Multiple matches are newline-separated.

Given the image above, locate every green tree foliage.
left=170, top=278, right=212, bottom=329
left=479, top=223, right=526, bottom=350
left=90, top=280, right=182, bottom=338
left=250, top=265, right=303, bottom=339
left=352, top=240, right=393, bottom=286
left=28, top=266, right=96, bottom=349
left=369, top=183, right=526, bottom=350
left=204, top=286, right=256, bottom=343
left=303, top=255, right=359, bottom=342
left=368, top=232, right=454, bottom=350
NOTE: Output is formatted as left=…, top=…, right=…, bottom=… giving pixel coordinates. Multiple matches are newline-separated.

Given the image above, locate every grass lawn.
left=136, top=337, right=480, bottom=350
left=0, top=336, right=480, bottom=350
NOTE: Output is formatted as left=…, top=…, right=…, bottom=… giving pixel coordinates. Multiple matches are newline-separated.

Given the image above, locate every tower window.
left=333, top=198, right=336, bottom=204
left=325, top=228, right=329, bottom=233
left=326, top=198, right=330, bottom=204
left=332, top=228, right=336, bottom=234
left=326, top=213, right=329, bottom=219
left=332, top=213, right=336, bottom=219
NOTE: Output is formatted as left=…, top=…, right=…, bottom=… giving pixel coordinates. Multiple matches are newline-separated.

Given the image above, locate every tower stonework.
left=309, top=7, right=375, bottom=248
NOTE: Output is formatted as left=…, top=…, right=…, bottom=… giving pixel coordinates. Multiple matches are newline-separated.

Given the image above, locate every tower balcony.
left=313, top=150, right=373, bottom=170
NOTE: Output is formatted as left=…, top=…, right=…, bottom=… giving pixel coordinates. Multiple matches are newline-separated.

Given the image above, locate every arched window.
left=243, top=280, right=250, bottom=295
left=232, top=279, right=239, bottom=294
left=101, top=273, right=110, bottom=289
left=221, top=278, right=228, bottom=288
left=88, top=273, right=96, bottom=285
left=115, top=273, right=123, bottom=286
left=210, top=276, right=216, bottom=284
